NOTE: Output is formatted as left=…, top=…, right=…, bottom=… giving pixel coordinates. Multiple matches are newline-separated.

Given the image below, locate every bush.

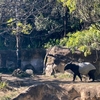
left=66, top=25, right=100, bottom=56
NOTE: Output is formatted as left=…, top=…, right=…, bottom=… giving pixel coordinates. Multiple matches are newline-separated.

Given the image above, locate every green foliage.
left=44, top=24, right=100, bottom=56
left=0, top=81, right=8, bottom=89
left=7, top=18, right=15, bottom=26
left=35, top=13, right=61, bottom=31
left=66, top=25, right=100, bottom=56
left=57, top=0, right=76, bottom=12
left=44, top=39, right=60, bottom=48
left=75, top=0, right=100, bottom=26
left=59, top=37, right=68, bottom=46
left=7, top=18, right=32, bottom=35
left=35, top=14, right=50, bottom=31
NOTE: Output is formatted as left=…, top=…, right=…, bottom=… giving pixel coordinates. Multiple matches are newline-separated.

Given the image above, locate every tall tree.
left=0, top=0, right=62, bottom=68
left=6, top=0, right=32, bottom=68
left=73, top=0, right=100, bottom=30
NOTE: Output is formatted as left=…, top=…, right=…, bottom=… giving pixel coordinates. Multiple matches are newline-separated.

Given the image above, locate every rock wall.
left=0, top=49, right=46, bottom=73
left=45, top=46, right=100, bottom=79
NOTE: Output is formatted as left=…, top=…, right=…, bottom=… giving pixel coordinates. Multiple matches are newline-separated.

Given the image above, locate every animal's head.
left=64, top=63, right=72, bottom=71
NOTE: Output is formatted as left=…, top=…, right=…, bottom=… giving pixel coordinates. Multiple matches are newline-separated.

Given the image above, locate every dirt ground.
left=0, top=73, right=100, bottom=100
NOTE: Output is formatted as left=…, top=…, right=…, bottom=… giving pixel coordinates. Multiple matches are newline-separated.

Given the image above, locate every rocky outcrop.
left=0, top=49, right=46, bottom=74
left=12, top=69, right=31, bottom=78
left=45, top=46, right=72, bottom=76
left=12, top=83, right=100, bottom=100
left=45, top=46, right=100, bottom=79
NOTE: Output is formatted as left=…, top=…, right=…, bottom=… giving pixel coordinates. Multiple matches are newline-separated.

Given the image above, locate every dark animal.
left=64, top=62, right=96, bottom=82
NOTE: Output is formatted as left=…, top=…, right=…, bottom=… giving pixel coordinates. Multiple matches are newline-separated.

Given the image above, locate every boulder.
left=44, top=46, right=81, bottom=76
left=12, top=69, right=31, bottom=78
left=12, top=83, right=100, bottom=100
left=25, top=69, right=33, bottom=75
left=44, top=46, right=100, bottom=79
left=12, top=83, right=68, bottom=100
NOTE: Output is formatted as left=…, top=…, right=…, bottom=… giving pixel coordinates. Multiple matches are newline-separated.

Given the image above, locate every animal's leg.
left=88, top=70, right=96, bottom=82
left=77, top=73, right=82, bottom=81
left=73, top=74, right=76, bottom=81
left=53, top=69, right=57, bottom=78
left=52, top=63, right=57, bottom=77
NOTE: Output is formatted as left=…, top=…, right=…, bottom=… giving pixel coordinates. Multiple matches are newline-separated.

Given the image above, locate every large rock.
left=12, top=83, right=100, bottom=100
left=45, top=46, right=82, bottom=76
left=12, top=83, right=68, bottom=100
left=44, top=46, right=100, bottom=78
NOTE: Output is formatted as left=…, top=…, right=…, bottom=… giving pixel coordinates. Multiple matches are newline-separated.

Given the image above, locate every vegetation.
left=55, top=73, right=73, bottom=79
left=66, top=25, right=100, bottom=56
left=0, top=81, right=8, bottom=90
left=1, top=96, right=11, bottom=100
left=57, top=0, right=76, bottom=12
left=0, top=0, right=99, bottom=68
left=44, top=25, right=100, bottom=56
left=44, top=0, right=100, bottom=57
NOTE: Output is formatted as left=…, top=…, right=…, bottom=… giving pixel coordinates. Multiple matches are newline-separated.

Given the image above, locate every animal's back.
left=78, top=62, right=96, bottom=75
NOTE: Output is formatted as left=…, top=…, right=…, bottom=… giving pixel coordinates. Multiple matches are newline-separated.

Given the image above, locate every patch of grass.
left=1, top=96, right=11, bottom=100
left=0, top=81, right=8, bottom=89
left=58, top=74, right=72, bottom=79
left=54, top=73, right=73, bottom=79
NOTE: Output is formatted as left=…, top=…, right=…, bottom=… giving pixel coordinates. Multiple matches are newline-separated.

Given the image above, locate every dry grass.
left=0, top=86, right=28, bottom=100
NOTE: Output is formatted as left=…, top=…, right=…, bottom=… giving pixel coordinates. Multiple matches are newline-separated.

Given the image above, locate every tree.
left=0, top=0, right=64, bottom=68
left=73, top=0, right=100, bottom=30
left=57, top=0, right=76, bottom=12
left=34, top=0, right=64, bottom=36
left=57, top=0, right=76, bottom=35
left=6, top=0, right=32, bottom=68
left=66, top=25, right=100, bottom=56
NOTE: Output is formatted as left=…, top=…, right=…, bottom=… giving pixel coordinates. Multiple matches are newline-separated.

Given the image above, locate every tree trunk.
left=63, top=6, right=69, bottom=36
left=1, top=53, right=6, bottom=68
left=15, top=0, right=21, bottom=69
left=16, top=34, right=21, bottom=68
